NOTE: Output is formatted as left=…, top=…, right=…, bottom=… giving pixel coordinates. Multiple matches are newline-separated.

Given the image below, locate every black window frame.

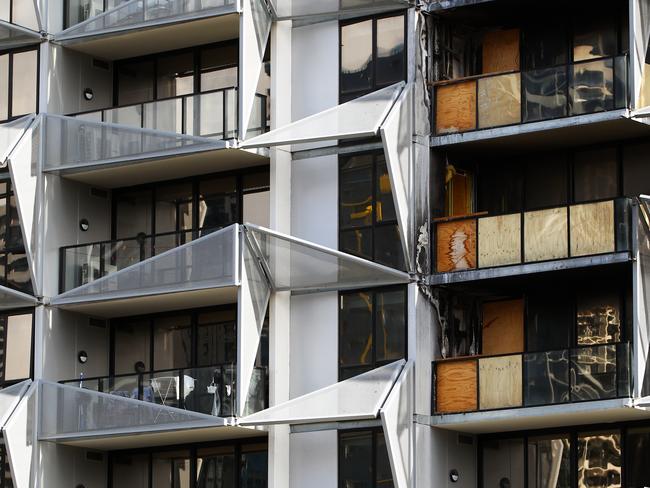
left=0, top=45, right=40, bottom=124
left=338, top=285, right=408, bottom=381
left=338, top=427, right=393, bottom=488
left=339, top=11, right=408, bottom=103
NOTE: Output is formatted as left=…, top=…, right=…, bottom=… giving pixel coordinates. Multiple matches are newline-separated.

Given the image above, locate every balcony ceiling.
left=59, top=13, right=239, bottom=60
left=57, top=147, right=269, bottom=188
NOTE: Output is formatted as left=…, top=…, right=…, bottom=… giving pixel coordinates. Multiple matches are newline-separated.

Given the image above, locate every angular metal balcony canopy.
left=0, top=286, right=38, bottom=310
left=0, top=20, right=41, bottom=49
left=1, top=381, right=36, bottom=488
left=270, top=0, right=413, bottom=24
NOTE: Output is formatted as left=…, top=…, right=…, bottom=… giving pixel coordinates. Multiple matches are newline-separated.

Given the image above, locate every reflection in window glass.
left=11, top=50, right=37, bottom=117
left=341, top=20, right=373, bottom=94
left=240, top=449, right=267, bottom=488
left=577, top=431, right=621, bottom=488
left=375, top=432, right=394, bottom=488
left=524, top=350, right=570, bottom=407
left=157, top=52, right=194, bottom=99
left=340, top=155, right=373, bottom=228
left=340, top=228, right=373, bottom=261
left=376, top=16, right=405, bottom=87
left=153, top=315, right=192, bottom=370
left=522, top=67, right=568, bottom=123
left=576, top=291, right=621, bottom=345
left=573, top=147, right=618, bottom=203
left=114, top=319, right=151, bottom=375
left=198, top=177, right=238, bottom=232
left=375, top=289, right=405, bottom=363
left=118, top=60, right=155, bottom=106
left=626, top=428, right=650, bottom=488
left=481, top=438, right=525, bottom=488
left=523, top=26, right=568, bottom=70
left=374, top=224, right=403, bottom=270
left=339, top=292, right=373, bottom=368
left=155, top=183, right=193, bottom=234
left=340, top=431, right=372, bottom=488
left=570, top=59, right=614, bottom=116
left=573, top=19, right=617, bottom=62
left=196, top=310, right=236, bottom=367
left=196, top=447, right=236, bottom=488
left=527, top=435, right=571, bottom=488
left=151, top=450, right=191, bottom=488
left=376, top=157, right=396, bottom=223
left=571, top=345, right=618, bottom=401
left=201, top=44, right=238, bottom=92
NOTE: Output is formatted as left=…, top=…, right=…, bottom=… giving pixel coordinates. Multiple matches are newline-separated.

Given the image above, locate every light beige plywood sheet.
left=524, top=207, right=568, bottom=262
left=478, top=355, right=522, bottom=410
left=478, top=213, right=521, bottom=267
left=570, top=200, right=615, bottom=257
left=478, top=73, right=521, bottom=129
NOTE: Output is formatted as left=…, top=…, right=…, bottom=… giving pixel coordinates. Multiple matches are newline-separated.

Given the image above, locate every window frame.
left=339, top=11, right=408, bottom=102
left=0, top=308, right=34, bottom=386
left=338, top=285, right=408, bottom=381
left=338, top=427, right=393, bottom=488
left=0, top=45, right=40, bottom=124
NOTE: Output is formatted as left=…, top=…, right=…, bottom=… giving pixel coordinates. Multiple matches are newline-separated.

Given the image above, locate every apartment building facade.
left=0, top=0, right=648, bottom=487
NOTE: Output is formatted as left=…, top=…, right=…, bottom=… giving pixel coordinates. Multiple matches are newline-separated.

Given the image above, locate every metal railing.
left=60, top=363, right=268, bottom=417
left=432, top=342, right=631, bottom=415
left=433, top=54, right=628, bottom=135
left=71, top=87, right=268, bottom=140
left=433, top=197, right=631, bottom=274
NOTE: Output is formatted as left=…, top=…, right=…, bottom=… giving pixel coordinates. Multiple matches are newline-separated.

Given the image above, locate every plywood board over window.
left=478, top=213, right=521, bottom=267
left=478, top=73, right=522, bottom=129
left=570, top=200, right=615, bottom=257
left=436, top=360, right=477, bottom=413
left=524, top=207, right=568, bottom=262
left=482, top=299, right=524, bottom=355
left=435, top=81, right=477, bottom=134
left=482, top=28, right=520, bottom=74
left=479, top=355, right=522, bottom=410
left=436, top=218, right=477, bottom=272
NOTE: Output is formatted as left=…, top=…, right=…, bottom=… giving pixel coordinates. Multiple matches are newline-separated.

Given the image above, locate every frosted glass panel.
left=239, top=360, right=404, bottom=426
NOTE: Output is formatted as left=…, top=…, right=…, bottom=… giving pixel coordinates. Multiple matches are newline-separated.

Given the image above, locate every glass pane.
left=143, top=98, right=183, bottom=133
left=240, top=450, right=267, bottom=488
left=340, top=291, right=373, bottom=368
left=340, top=154, right=373, bottom=228
left=112, top=453, right=149, bottom=488
left=117, top=60, right=155, bottom=106
left=614, top=55, right=627, bottom=109
left=341, top=19, right=373, bottom=94
left=11, top=50, right=37, bottom=117
left=196, top=448, right=236, bottom=488
left=623, top=142, right=650, bottom=198
left=576, top=291, right=621, bottom=345
left=4, top=313, right=32, bottom=381
left=198, top=177, right=237, bottom=231
left=0, top=55, right=8, bottom=121
left=481, top=438, right=525, bottom=488
left=527, top=435, right=571, bottom=488
left=525, top=156, right=568, bottom=209
left=376, top=156, right=396, bottom=222
left=105, top=104, right=142, bottom=128
left=527, top=293, right=572, bottom=353
left=11, top=0, right=39, bottom=30
left=477, top=162, right=523, bottom=214
left=573, top=147, right=618, bottom=203
left=185, top=91, right=225, bottom=138
left=376, top=432, right=394, bottom=488
left=6, top=252, right=30, bottom=293
left=340, top=431, right=372, bottom=488
left=243, top=191, right=270, bottom=228
left=523, top=67, right=568, bottom=123
left=577, top=431, right=621, bottom=488
left=157, top=52, right=195, bottom=99
left=626, top=428, right=650, bottom=488
left=151, top=450, right=191, bottom=488
left=376, top=15, right=405, bottom=87
left=113, top=319, right=151, bottom=375
left=523, top=26, right=568, bottom=70
left=573, top=19, right=617, bottom=62
left=375, top=289, right=405, bottom=362
left=67, top=0, right=105, bottom=28
left=153, top=315, right=192, bottom=370
left=374, top=224, right=404, bottom=270
left=524, top=350, right=569, bottom=407
left=155, top=182, right=193, bottom=234
left=570, top=59, right=614, bottom=115
left=341, top=227, right=372, bottom=261
left=571, top=345, right=618, bottom=401
left=7, top=194, right=22, bottom=249
left=201, top=44, right=238, bottom=91
left=115, top=189, right=153, bottom=239
left=196, top=309, right=237, bottom=367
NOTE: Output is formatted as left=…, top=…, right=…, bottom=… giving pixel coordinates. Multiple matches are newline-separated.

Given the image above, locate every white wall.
left=38, top=443, right=108, bottom=488
left=431, top=429, right=477, bottom=488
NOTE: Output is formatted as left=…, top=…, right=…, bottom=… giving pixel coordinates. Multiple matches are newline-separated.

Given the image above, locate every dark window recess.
left=339, top=286, right=406, bottom=380
left=622, top=142, right=650, bottom=198
left=524, top=155, right=568, bottom=210
left=573, top=147, right=618, bottom=203
left=339, top=152, right=404, bottom=270
left=477, top=162, right=523, bottom=215
left=340, top=13, right=406, bottom=101
left=339, top=429, right=394, bottom=488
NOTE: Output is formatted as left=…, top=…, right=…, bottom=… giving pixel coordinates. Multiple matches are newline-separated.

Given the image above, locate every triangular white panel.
left=243, top=224, right=410, bottom=292
left=380, top=361, right=413, bottom=488
left=0, top=286, right=37, bottom=310
left=239, top=360, right=404, bottom=426
left=6, top=116, right=41, bottom=296
left=236, top=238, right=270, bottom=416
left=0, top=115, right=35, bottom=163
left=381, top=84, right=413, bottom=270
left=38, top=380, right=225, bottom=441
left=51, top=224, right=238, bottom=307
left=40, top=114, right=225, bottom=173
left=241, top=82, right=405, bottom=148
left=239, top=0, right=271, bottom=138
left=272, top=0, right=411, bottom=21
left=54, top=0, right=238, bottom=41
left=0, top=380, right=31, bottom=428
left=0, top=20, right=40, bottom=49
left=3, top=382, right=37, bottom=488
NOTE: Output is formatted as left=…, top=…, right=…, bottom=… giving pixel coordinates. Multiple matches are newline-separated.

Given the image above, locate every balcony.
left=60, top=364, right=268, bottom=418
left=433, top=198, right=631, bottom=281
left=433, top=342, right=631, bottom=415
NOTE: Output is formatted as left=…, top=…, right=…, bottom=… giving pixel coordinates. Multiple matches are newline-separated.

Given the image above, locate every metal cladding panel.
left=54, top=0, right=238, bottom=41
left=241, top=82, right=404, bottom=148
left=380, top=361, right=413, bottom=488
left=3, top=383, right=37, bottom=488
left=239, top=0, right=271, bottom=138
left=40, top=114, right=224, bottom=172
left=51, top=224, right=238, bottom=306
left=239, top=360, right=404, bottom=426
left=381, top=84, right=413, bottom=271
left=243, top=224, right=411, bottom=292
left=0, top=20, right=40, bottom=51
left=38, top=380, right=225, bottom=440
left=0, top=380, right=31, bottom=428
left=0, top=286, right=37, bottom=310
left=271, top=0, right=411, bottom=20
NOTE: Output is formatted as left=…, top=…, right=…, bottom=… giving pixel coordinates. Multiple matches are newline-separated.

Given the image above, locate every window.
left=626, top=427, right=650, bottom=488
left=0, top=311, right=32, bottom=384
left=0, top=177, right=32, bottom=294
left=0, top=47, right=38, bottom=122
left=339, top=286, right=406, bottom=380
left=0, top=0, right=39, bottom=30
left=340, top=13, right=406, bottom=101
left=339, top=429, right=394, bottom=488
left=339, top=153, right=404, bottom=270
left=110, top=441, right=268, bottom=488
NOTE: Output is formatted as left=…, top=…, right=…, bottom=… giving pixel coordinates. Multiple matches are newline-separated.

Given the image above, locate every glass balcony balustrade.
left=433, top=342, right=631, bottom=415
left=433, top=55, right=628, bottom=136
left=434, top=197, right=631, bottom=274
left=60, top=364, right=268, bottom=417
